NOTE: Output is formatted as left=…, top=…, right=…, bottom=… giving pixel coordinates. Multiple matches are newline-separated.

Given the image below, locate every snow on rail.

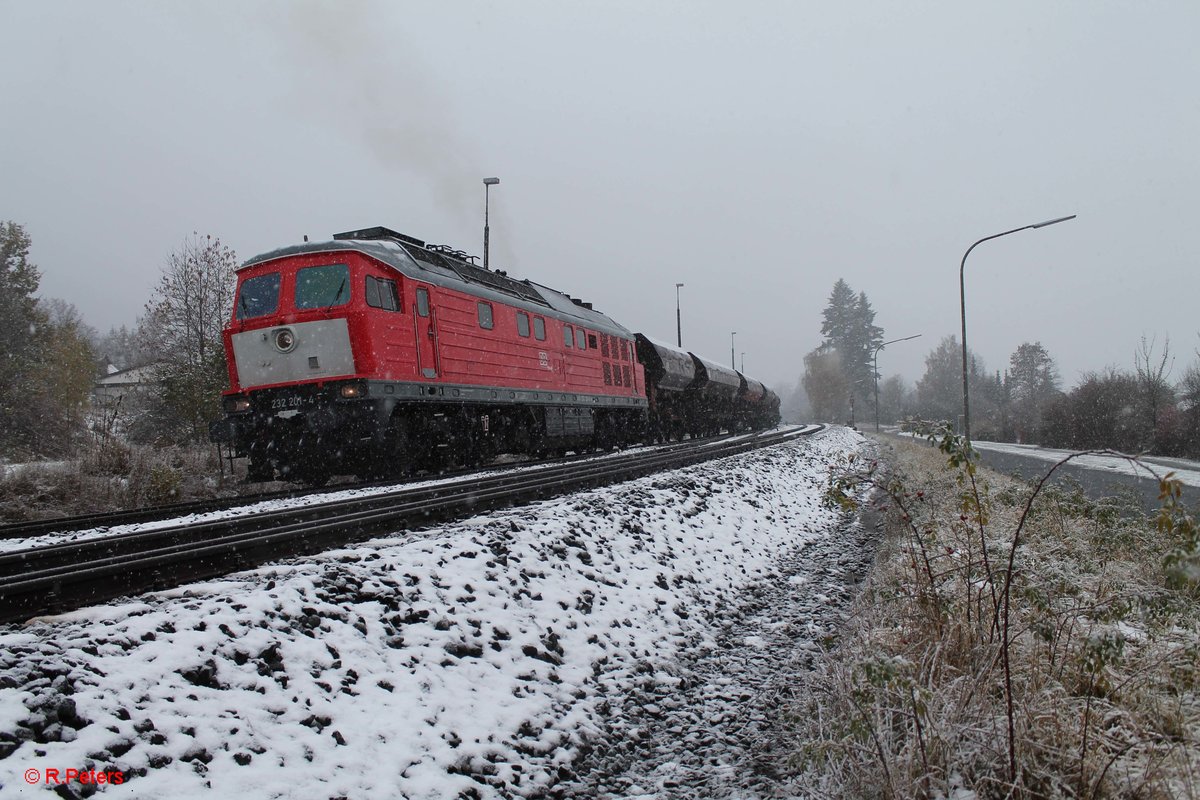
left=0, top=426, right=817, bottom=556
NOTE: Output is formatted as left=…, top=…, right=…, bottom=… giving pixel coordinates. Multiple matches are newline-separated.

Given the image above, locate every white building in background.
left=91, top=364, right=163, bottom=433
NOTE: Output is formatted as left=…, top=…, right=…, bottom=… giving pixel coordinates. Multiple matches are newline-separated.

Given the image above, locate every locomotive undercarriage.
left=214, top=388, right=648, bottom=485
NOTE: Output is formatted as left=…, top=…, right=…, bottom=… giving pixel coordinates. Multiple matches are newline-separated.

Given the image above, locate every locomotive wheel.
left=359, top=414, right=412, bottom=480
left=300, top=467, right=331, bottom=488
left=246, top=456, right=275, bottom=482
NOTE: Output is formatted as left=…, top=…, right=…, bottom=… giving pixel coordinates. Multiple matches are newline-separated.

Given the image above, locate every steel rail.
left=0, top=432, right=754, bottom=577
left=0, top=425, right=822, bottom=624
left=0, top=432, right=744, bottom=540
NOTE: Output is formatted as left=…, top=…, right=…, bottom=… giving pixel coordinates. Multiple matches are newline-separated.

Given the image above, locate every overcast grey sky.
left=2, top=1, right=1197, bottom=393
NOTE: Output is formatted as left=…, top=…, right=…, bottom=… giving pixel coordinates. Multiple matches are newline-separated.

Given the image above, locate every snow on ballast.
left=0, top=426, right=862, bottom=800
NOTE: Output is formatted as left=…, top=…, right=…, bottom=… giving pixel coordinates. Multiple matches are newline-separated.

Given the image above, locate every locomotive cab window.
left=365, top=276, right=399, bottom=311
left=563, top=324, right=573, bottom=348
left=295, top=263, right=350, bottom=309
left=416, top=287, right=430, bottom=317
left=478, top=302, right=494, bottom=330
left=575, top=328, right=587, bottom=349
left=516, top=311, right=530, bottom=337
left=533, top=316, right=546, bottom=341
left=587, top=333, right=598, bottom=349
left=236, top=272, right=281, bottom=319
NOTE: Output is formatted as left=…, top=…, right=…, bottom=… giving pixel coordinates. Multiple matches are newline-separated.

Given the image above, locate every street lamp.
left=730, top=331, right=737, bottom=370
left=482, top=177, right=500, bottom=270
left=873, top=334, right=921, bottom=432
left=675, top=283, right=684, bottom=347
left=960, top=214, right=1074, bottom=443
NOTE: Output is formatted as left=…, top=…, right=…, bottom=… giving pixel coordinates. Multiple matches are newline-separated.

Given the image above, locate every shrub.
left=795, top=429, right=1200, bottom=798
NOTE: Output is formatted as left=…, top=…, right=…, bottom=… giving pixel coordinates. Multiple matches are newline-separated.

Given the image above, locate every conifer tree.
left=816, top=279, right=884, bottom=409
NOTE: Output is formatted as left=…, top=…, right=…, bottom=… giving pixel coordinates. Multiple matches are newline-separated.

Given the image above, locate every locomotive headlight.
left=340, top=383, right=363, bottom=398
left=223, top=396, right=252, bottom=413
left=273, top=328, right=296, bottom=353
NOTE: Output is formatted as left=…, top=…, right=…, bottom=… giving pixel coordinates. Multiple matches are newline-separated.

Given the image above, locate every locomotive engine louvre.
left=210, top=226, right=781, bottom=484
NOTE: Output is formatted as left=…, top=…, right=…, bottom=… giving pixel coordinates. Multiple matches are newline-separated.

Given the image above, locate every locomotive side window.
left=588, top=333, right=598, bottom=349
left=365, top=277, right=399, bottom=311
left=478, top=302, right=494, bottom=330
left=575, top=328, right=587, bottom=349
left=563, top=324, right=573, bottom=348
left=295, top=263, right=350, bottom=309
left=381, top=279, right=400, bottom=311
left=533, top=316, right=546, bottom=341
left=236, top=272, right=281, bottom=319
left=516, top=311, right=530, bottom=337
left=416, top=287, right=430, bottom=317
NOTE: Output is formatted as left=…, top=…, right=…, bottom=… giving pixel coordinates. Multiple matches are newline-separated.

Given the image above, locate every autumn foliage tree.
left=0, top=222, right=96, bottom=457
left=802, top=344, right=850, bottom=421
left=0, top=222, right=42, bottom=454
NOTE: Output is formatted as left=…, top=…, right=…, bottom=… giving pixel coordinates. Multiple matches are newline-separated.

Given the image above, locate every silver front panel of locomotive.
left=232, top=318, right=356, bottom=389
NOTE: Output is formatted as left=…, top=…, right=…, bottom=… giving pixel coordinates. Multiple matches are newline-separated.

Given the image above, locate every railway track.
left=0, top=437, right=718, bottom=540
left=0, top=425, right=822, bottom=624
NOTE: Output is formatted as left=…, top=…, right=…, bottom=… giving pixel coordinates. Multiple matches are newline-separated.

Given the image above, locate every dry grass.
left=0, top=440, right=249, bottom=522
left=789, top=434, right=1200, bottom=799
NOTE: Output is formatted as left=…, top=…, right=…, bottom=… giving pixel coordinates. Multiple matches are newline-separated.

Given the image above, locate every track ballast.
left=0, top=426, right=822, bottom=624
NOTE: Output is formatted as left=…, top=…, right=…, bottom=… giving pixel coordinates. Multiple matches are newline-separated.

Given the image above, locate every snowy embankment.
left=0, top=426, right=862, bottom=799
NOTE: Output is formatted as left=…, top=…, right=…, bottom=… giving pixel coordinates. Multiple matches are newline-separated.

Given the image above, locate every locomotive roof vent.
left=570, top=297, right=593, bottom=309
left=333, top=226, right=427, bottom=249
left=331, top=225, right=550, bottom=309
left=427, top=244, right=479, bottom=265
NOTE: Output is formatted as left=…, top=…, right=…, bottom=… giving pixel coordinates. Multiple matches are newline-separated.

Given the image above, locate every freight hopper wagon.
left=210, top=227, right=648, bottom=483
left=634, top=335, right=780, bottom=440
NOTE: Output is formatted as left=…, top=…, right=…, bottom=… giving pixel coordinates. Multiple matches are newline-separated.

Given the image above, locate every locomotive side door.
left=414, top=285, right=440, bottom=378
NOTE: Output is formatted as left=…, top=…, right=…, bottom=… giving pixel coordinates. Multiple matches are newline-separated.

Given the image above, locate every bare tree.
left=1133, top=335, right=1174, bottom=452
left=138, top=234, right=238, bottom=443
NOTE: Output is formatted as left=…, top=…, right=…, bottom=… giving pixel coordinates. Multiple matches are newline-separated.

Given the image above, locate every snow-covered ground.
left=0, top=426, right=864, bottom=799
left=0, top=462, right=70, bottom=480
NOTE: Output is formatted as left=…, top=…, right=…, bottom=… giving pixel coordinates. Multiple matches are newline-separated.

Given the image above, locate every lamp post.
left=482, top=177, right=500, bottom=270
left=675, top=283, right=684, bottom=347
left=960, top=214, right=1074, bottom=443
left=730, top=331, right=737, bottom=370
left=873, top=334, right=921, bottom=432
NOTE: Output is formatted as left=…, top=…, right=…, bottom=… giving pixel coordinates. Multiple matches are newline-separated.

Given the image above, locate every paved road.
left=880, top=433, right=1200, bottom=513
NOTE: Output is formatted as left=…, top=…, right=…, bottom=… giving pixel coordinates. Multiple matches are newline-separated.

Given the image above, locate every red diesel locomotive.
left=209, top=226, right=779, bottom=483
